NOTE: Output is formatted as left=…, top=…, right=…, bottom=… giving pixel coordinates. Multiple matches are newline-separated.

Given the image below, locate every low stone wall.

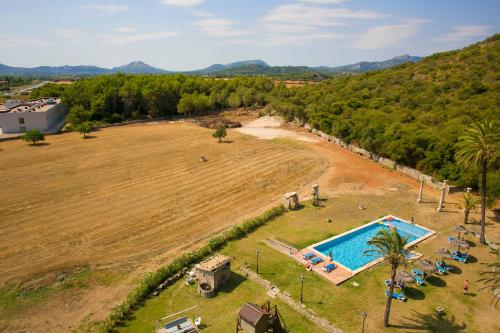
left=241, top=266, right=343, bottom=333
left=303, top=123, right=446, bottom=190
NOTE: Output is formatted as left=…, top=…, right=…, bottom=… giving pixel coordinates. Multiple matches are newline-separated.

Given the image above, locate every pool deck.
left=292, top=250, right=353, bottom=285
left=291, top=215, right=436, bottom=285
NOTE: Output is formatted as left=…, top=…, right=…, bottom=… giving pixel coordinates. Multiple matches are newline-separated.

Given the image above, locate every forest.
left=30, top=34, right=499, bottom=190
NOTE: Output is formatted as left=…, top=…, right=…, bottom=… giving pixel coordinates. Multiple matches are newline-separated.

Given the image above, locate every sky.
left=0, top=0, right=498, bottom=70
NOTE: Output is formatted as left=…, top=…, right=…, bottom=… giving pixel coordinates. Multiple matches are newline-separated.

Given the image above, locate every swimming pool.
left=311, top=215, right=434, bottom=272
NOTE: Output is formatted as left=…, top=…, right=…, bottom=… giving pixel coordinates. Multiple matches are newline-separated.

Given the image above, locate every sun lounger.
left=436, top=260, right=452, bottom=272
left=412, top=268, right=426, bottom=278
left=384, top=279, right=403, bottom=288
left=435, top=262, right=448, bottom=275
left=322, top=263, right=336, bottom=272
left=309, top=257, right=323, bottom=265
left=448, top=236, right=456, bottom=243
left=303, top=252, right=315, bottom=260
left=385, top=290, right=406, bottom=302
left=451, top=251, right=469, bottom=263
left=414, top=274, right=426, bottom=286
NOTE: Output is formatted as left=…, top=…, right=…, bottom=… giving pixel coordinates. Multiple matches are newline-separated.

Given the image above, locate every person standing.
left=463, top=279, right=469, bottom=295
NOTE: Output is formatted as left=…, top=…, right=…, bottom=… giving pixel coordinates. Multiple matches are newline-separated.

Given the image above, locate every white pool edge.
left=306, top=215, right=436, bottom=276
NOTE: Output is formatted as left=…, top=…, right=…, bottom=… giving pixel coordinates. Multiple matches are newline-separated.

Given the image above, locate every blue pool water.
left=313, top=217, right=431, bottom=271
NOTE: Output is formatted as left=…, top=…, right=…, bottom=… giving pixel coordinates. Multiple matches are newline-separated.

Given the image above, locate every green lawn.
left=120, top=190, right=499, bottom=333
left=117, top=271, right=313, bottom=333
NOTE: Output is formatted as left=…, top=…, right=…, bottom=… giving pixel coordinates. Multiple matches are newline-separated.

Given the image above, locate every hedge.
left=86, top=204, right=285, bottom=332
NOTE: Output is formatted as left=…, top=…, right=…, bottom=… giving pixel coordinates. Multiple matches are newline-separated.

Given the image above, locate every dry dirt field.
left=0, top=121, right=327, bottom=331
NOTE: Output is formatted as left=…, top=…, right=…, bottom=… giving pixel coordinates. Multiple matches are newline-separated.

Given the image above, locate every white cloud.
left=160, top=0, right=203, bottom=7
left=262, top=4, right=385, bottom=27
left=433, top=25, right=492, bottom=42
left=53, top=29, right=84, bottom=43
left=115, top=27, right=136, bottom=33
left=353, top=20, right=427, bottom=49
left=101, top=31, right=178, bottom=44
left=298, top=0, right=347, bottom=3
left=81, top=4, right=128, bottom=13
left=0, top=36, right=51, bottom=46
left=262, top=32, right=344, bottom=46
left=192, top=10, right=213, bottom=17
left=192, top=18, right=248, bottom=37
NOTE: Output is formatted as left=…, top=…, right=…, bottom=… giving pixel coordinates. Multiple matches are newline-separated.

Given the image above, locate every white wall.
left=0, top=103, right=66, bottom=134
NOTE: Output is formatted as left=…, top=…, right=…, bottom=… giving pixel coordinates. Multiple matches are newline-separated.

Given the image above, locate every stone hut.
left=283, top=192, right=299, bottom=210
left=194, top=254, right=231, bottom=298
left=237, top=302, right=285, bottom=333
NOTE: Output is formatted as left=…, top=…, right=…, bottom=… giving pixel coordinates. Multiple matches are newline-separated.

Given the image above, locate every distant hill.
left=0, top=56, right=422, bottom=78
left=111, top=61, right=169, bottom=74
left=0, top=61, right=168, bottom=76
left=191, top=56, right=422, bottom=79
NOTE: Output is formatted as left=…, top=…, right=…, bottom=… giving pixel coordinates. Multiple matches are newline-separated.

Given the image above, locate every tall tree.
left=365, top=228, right=408, bottom=327
left=456, top=121, right=499, bottom=244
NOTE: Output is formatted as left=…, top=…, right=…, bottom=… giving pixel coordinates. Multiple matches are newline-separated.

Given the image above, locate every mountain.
left=191, top=60, right=269, bottom=74
left=322, top=54, right=423, bottom=73
left=111, top=61, right=169, bottom=74
left=189, top=56, right=421, bottom=78
left=0, top=56, right=421, bottom=78
left=0, top=61, right=168, bottom=76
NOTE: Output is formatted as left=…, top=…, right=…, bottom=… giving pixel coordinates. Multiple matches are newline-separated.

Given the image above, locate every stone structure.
left=283, top=192, right=299, bottom=210
left=237, top=302, right=285, bottom=333
left=194, top=254, right=231, bottom=298
left=311, top=184, right=320, bottom=206
left=0, top=98, right=66, bottom=134
left=417, top=179, right=424, bottom=203
left=437, top=180, right=448, bottom=212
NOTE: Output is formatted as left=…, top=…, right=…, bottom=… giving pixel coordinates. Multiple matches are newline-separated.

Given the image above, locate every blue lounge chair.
left=436, top=260, right=452, bottom=272
left=385, top=290, right=406, bottom=302
left=303, top=252, right=315, bottom=260
left=448, top=236, right=456, bottom=243
left=385, top=279, right=403, bottom=288
left=414, top=274, right=426, bottom=286
left=412, top=268, right=426, bottom=278
left=451, top=251, right=469, bottom=263
left=309, top=257, right=323, bottom=265
left=435, top=264, right=447, bottom=275
left=322, top=263, right=336, bottom=272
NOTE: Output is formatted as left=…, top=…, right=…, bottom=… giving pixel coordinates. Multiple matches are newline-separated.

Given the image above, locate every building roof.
left=2, top=98, right=60, bottom=114
left=159, top=317, right=198, bottom=333
left=195, top=254, right=231, bottom=272
left=238, top=303, right=268, bottom=326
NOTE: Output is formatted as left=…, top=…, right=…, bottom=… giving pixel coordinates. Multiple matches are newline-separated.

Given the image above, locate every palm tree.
left=365, top=228, right=409, bottom=327
left=478, top=249, right=500, bottom=307
left=456, top=121, right=499, bottom=244
left=460, top=192, right=479, bottom=224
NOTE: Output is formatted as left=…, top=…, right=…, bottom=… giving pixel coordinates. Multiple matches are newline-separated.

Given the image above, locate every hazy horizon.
left=1, top=0, right=498, bottom=70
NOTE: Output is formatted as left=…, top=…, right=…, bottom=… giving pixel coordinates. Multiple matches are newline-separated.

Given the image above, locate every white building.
left=0, top=98, right=67, bottom=134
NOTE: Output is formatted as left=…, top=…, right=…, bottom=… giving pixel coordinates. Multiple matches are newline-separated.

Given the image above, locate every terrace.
left=119, top=191, right=497, bottom=332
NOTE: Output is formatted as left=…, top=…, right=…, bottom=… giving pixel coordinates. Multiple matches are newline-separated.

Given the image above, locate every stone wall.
left=302, top=122, right=447, bottom=190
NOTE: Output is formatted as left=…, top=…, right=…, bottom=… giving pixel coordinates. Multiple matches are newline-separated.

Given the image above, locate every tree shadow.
left=218, top=272, right=246, bottom=294
left=427, top=276, right=446, bottom=287
left=392, top=310, right=467, bottom=332
left=493, top=209, right=500, bottom=223
left=404, top=286, right=425, bottom=300
left=82, top=135, right=97, bottom=139
left=30, top=142, right=50, bottom=146
left=220, top=140, right=234, bottom=144
left=447, top=265, right=462, bottom=274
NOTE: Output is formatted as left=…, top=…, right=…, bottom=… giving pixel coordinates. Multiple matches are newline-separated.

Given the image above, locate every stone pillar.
left=417, top=179, right=424, bottom=203
left=437, top=180, right=448, bottom=212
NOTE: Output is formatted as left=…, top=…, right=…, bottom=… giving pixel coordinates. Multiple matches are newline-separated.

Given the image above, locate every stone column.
left=417, top=179, right=424, bottom=203
left=437, top=180, right=448, bottom=212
